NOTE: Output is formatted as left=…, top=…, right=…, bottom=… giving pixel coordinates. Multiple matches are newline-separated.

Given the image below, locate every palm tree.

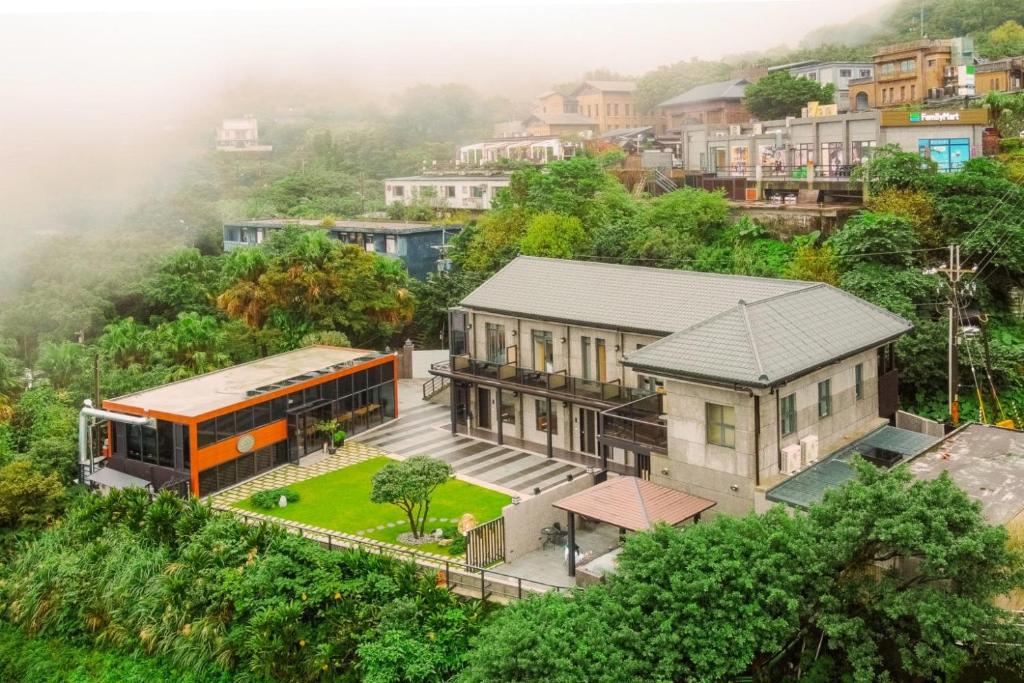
left=99, top=318, right=152, bottom=368
left=217, top=247, right=272, bottom=330
left=37, top=340, right=87, bottom=390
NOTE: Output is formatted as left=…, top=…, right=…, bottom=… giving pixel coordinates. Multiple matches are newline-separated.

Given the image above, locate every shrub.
left=448, top=534, right=467, bottom=556
left=249, top=487, right=299, bottom=509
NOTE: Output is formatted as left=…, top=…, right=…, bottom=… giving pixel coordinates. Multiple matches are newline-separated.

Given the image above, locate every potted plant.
left=315, top=419, right=338, bottom=454
left=333, top=428, right=347, bottom=449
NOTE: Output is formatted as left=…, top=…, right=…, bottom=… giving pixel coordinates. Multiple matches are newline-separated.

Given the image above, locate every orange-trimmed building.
left=96, top=346, right=397, bottom=497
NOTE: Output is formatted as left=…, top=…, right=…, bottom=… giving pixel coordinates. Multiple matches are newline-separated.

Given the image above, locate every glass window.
left=850, top=141, right=875, bottom=165
left=182, top=425, right=190, bottom=470
left=706, top=403, right=736, bottom=448
left=532, top=330, right=553, bottom=373
left=235, top=407, right=254, bottom=433
left=379, top=361, right=395, bottom=383
left=367, top=364, right=381, bottom=388
left=253, top=401, right=271, bottom=427
left=322, top=379, right=337, bottom=401
left=535, top=399, right=557, bottom=434
left=198, top=419, right=217, bottom=448
left=141, top=426, right=158, bottom=464
left=126, top=424, right=142, bottom=460
left=781, top=394, right=796, bottom=436
left=820, top=142, right=845, bottom=176
left=353, top=370, right=368, bottom=393
left=470, top=185, right=485, bottom=198
left=485, top=323, right=506, bottom=363
left=818, top=380, right=832, bottom=418
left=157, top=420, right=175, bottom=468
left=338, top=373, right=353, bottom=398
left=855, top=364, right=864, bottom=400
left=839, top=68, right=852, bottom=77
left=385, top=235, right=397, bottom=254
left=595, top=338, right=607, bottom=382
left=581, top=336, right=591, bottom=380
left=918, top=138, right=970, bottom=173
left=860, top=69, right=870, bottom=77
left=270, top=397, right=287, bottom=421
left=216, top=412, right=235, bottom=441
left=303, top=385, right=320, bottom=405
left=500, top=391, right=516, bottom=425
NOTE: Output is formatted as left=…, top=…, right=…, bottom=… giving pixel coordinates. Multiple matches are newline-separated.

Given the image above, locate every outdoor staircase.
left=422, top=374, right=449, bottom=400
left=651, top=168, right=677, bottom=194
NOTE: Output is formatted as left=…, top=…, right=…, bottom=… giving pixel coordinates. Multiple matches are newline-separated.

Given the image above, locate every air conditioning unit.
left=800, top=435, right=819, bottom=466
left=782, top=444, right=803, bottom=475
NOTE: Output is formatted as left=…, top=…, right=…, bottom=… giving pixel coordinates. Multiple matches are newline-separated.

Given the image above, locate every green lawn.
left=234, top=457, right=511, bottom=555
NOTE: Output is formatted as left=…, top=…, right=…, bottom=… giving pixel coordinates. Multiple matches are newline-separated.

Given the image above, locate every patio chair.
left=539, top=522, right=567, bottom=549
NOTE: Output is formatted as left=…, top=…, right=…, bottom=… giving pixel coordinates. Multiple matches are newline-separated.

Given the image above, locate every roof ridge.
left=738, top=300, right=767, bottom=382
left=630, top=477, right=650, bottom=529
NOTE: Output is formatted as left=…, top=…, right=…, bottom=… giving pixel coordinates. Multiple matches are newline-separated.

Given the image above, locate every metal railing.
left=599, top=394, right=668, bottom=452
left=712, top=163, right=861, bottom=180
left=422, top=375, right=450, bottom=400
left=432, top=356, right=655, bottom=406
left=232, top=510, right=569, bottom=601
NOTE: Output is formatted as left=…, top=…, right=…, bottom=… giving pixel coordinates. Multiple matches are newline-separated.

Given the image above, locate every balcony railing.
left=712, top=163, right=860, bottom=180
left=599, top=394, right=668, bottom=453
left=431, top=355, right=655, bottom=406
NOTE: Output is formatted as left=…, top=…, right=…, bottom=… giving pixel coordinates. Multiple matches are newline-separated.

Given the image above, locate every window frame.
left=535, top=399, right=557, bottom=434
left=705, top=402, right=736, bottom=449
left=781, top=393, right=797, bottom=436
left=855, top=363, right=864, bottom=400
left=817, top=379, right=832, bottom=418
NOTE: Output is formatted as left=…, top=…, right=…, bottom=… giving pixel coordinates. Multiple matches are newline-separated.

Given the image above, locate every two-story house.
left=572, top=81, right=645, bottom=133
left=384, top=174, right=511, bottom=212
left=659, top=79, right=751, bottom=130
left=430, top=257, right=911, bottom=515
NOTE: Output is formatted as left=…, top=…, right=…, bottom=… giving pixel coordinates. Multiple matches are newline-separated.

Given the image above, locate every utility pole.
left=926, top=244, right=976, bottom=424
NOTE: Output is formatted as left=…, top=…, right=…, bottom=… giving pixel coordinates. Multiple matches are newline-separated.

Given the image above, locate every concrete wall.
left=412, top=349, right=449, bottom=379
left=502, top=472, right=596, bottom=562
left=650, top=347, right=885, bottom=516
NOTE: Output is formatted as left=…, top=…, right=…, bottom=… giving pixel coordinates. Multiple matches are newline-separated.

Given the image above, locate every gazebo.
left=553, top=476, right=716, bottom=576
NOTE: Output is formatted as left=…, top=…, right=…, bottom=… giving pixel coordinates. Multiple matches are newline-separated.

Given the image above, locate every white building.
left=384, top=174, right=511, bottom=211
left=216, top=117, right=273, bottom=152
left=769, top=61, right=875, bottom=112
left=457, top=137, right=579, bottom=166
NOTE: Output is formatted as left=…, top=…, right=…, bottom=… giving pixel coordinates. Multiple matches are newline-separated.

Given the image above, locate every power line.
left=571, top=245, right=949, bottom=265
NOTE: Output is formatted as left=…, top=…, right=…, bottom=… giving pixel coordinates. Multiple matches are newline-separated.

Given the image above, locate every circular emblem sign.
left=237, top=434, right=256, bottom=453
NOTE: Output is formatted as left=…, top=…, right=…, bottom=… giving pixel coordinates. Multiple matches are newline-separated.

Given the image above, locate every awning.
left=86, top=466, right=152, bottom=490
left=554, top=476, right=716, bottom=531
left=766, top=425, right=941, bottom=509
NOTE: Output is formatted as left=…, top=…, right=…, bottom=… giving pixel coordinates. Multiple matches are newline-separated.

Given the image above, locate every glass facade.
left=918, top=138, right=970, bottom=173
left=116, top=420, right=189, bottom=470
left=197, top=441, right=289, bottom=497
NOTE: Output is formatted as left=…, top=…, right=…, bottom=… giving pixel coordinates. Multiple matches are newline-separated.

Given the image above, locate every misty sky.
left=0, top=0, right=896, bottom=235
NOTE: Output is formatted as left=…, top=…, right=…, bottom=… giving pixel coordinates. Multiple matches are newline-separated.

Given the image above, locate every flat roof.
left=106, top=346, right=380, bottom=418
left=766, top=426, right=941, bottom=509
left=224, top=218, right=457, bottom=235
left=906, top=423, right=1024, bottom=525
left=87, top=466, right=152, bottom=490
left=386, top=174, right=512, bottom=182
left=554, top=476, right=716, bottom=531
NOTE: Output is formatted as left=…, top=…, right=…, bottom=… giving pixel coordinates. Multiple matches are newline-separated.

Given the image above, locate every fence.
left=232, top=510, right=565, bottom=602
left=466, top=516, right=505, bottom=566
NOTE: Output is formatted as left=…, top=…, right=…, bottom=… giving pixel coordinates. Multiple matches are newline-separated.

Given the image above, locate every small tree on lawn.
left=370, top=456, right=452, bottom=539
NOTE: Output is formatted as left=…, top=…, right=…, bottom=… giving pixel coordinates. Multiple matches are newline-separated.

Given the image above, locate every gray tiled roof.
left=658, top=79, right=749, bottom=107
left=460, top=257, right=810, bottom=336
left=623, top=284, right=912, bottom=386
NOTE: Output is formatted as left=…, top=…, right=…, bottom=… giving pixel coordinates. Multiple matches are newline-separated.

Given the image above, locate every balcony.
left=430, top=355, right=655, bottom=408
left=598, top=394, right=668, bottom=454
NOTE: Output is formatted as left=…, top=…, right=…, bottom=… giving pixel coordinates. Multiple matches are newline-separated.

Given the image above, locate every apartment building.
left=430, top=257, right=910, bottom=514
left=222, top=219, right=460, bottom=280
left=216, top=117, right=273, bottom=152
left=975, top=57, right=1024, bottom=95
left=769, top=60, right=874, bottom=111
left=848, top=38, right=972, bottom=110
left=384, top=174, right=511, bottom=211
left=659, top=79, right=750, bottom=130
left=521, top=113, right=599, bottom=137
left=572, top=81, right=645, bottom=133
left=534, top=91, right=577, bottom=115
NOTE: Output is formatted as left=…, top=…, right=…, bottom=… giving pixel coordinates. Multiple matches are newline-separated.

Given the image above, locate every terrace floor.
left=492, top=524, right=622, bottom=588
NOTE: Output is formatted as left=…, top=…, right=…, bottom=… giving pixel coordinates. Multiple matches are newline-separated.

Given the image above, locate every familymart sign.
left=881, top=109, right=989, bottom=127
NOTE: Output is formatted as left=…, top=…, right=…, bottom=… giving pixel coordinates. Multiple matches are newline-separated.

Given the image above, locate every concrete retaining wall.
left=413, top=349, right=449, bottom=378
left=895, top=410, right=946, bottom=439
left=502, top=472, right=596, bottom=562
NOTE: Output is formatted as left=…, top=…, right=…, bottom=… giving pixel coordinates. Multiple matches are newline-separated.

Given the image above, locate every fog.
left=0, top=0, right=897, bottom=249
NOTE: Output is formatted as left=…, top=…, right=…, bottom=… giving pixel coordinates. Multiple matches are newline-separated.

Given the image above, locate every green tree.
left=98, top=317, right=153, bottom=368
left=854, top=143, right=938, bottom=193
left=984, top=19, right=1024, bottom=58
left=0, top=461, right=64, bottom=529
left=143, top=247, right=221, bottom=318
left=867, top=188, right=941, bottom=249
left=742, top=71, right=836, bottom=120
left=826, top=211, right=921, bottom=267
left=369, top=456, right=452, bottom=538
left=628, top=188, right=731, bottom=267
left=787, top=244, right=840, bottom=284
left=36, top=341, right=88, bottom=391
left=453, top=209, right=527, bottom=274
left=519, top=212, right=587, bottom=259
left=803, top=461, right=1024, bottom=681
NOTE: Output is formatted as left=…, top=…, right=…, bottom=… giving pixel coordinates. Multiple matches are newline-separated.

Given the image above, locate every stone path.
left=354, top=401, right=587, bottom=495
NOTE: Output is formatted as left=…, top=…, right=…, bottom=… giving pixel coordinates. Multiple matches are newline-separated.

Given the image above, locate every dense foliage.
left=460, top=464, right=1024, bottom=682
left=743, top=71, right=835, bottom=121
left=0, top=489, right=486, bottom=682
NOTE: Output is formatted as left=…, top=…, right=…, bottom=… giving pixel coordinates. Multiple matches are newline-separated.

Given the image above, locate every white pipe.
left=79, top=400, right=152, bottom=466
